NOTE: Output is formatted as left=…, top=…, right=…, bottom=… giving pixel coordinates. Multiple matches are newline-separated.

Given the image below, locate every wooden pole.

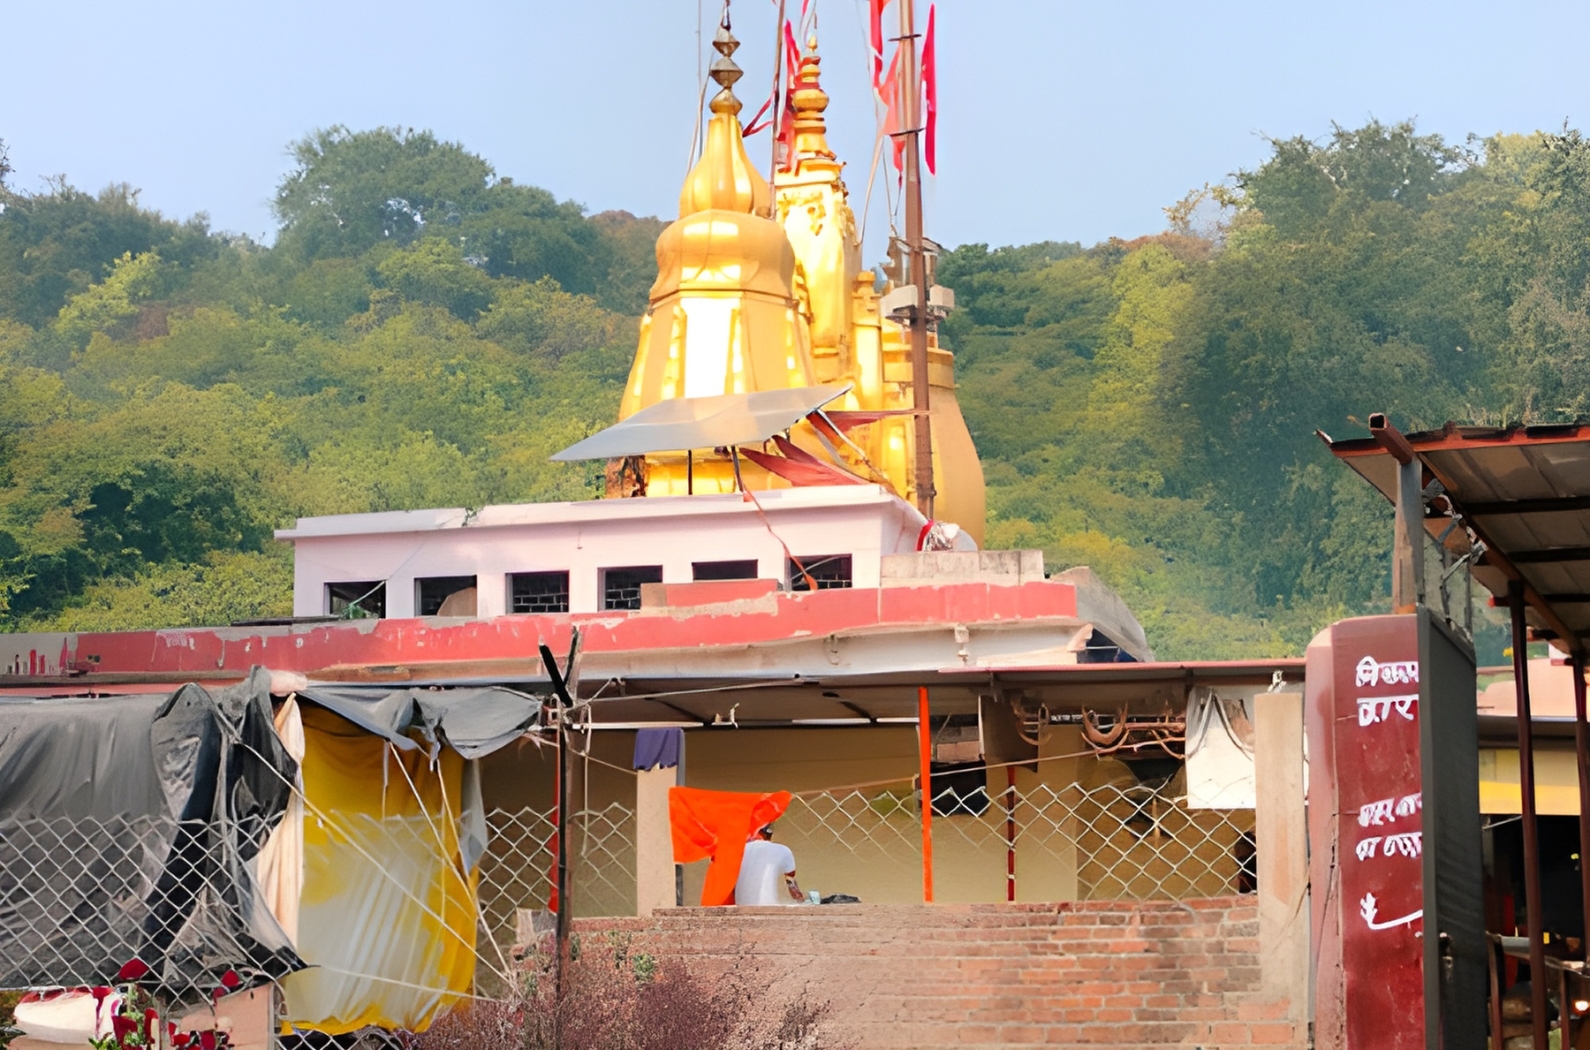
left=1005, top=766, right=1017, bottom=903
left=1369, top=413, right=1424, bottom=615
left=897, top=0, right=934, bottom=520
left=918, top=685, right=934, bottom=903
left=539, top=635, right=580, bottom=1042
left=1573, top=653, right=1590, bottom=967
left=1392, top=456, right=1425, bottom=614
left=1508, top=582, right=1549, bottom=1050
left=553, top=683, right=570, bottom=1041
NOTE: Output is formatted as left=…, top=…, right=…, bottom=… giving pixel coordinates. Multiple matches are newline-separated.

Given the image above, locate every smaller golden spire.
left=786, top=36, right=837, bottom=169
left=678, top=15, right=773, bottom=217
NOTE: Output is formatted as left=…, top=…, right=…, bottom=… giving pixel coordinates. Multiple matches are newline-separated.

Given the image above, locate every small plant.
left=410, top=937, right=849, bottom=1050
left=82, top=959, right=243, bottom=1050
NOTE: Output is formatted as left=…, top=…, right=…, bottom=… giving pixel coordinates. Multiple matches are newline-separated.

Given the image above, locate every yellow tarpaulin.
left=278, top=705, right=477, bottom=1034
left=1479, top=749, right=1583, bottom=816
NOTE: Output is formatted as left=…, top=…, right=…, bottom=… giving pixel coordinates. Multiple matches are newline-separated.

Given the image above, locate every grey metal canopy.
left=551, top=384, right=852, bottom=462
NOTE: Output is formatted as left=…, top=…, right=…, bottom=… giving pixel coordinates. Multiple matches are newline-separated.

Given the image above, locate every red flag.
left=743, top=92, right=774, bottom=136
left=775, top=19, right=801, bottom=168
left=881, top=45, right=904, bottom=172
left=922, top=4, right=937, bottom=175
left=869, top=0, right=891, bottom=97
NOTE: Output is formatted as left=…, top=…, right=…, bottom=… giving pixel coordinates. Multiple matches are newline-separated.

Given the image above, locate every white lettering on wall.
left=1357, top=832, right=1423, bottom=860
left=1356, top=694, right=1419, bottom=727
left=1384, top=832, right=1422, bottom=858
left=1356, top=656, right=1420, bottom=688
left=1360, top=892, right=1423, bottom=931
left=1357, top=793, right=1420, bottom=828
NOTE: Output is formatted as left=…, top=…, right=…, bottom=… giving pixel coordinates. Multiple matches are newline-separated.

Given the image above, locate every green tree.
left=274, top=127, right=495, bottom=258
left=0, top=181, right=211, bottom=329
left=376, top=239, right=495, bottom=319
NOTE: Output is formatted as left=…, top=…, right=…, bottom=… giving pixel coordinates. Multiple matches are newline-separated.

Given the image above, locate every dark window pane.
left=603, top=566, right=662, bottom=611
left=511, top=571, right=571, bottom=614
left=328, top=581, right=385, bottom=619
left=417, top=575, right=477, bottom=616
left=692, top=559, right=758, bottom=581
left=788, top=554, right=852, bottom=591
left=929, top=762, right=990, bottom=817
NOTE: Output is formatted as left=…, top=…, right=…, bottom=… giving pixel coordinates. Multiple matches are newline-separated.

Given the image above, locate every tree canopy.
left=0, top=119, right=1583, bottom=658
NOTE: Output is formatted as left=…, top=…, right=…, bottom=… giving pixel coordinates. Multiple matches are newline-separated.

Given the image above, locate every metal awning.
left=551, top=385, right=852, bottom=462
left=1328, top=417, right=1590, bottom=1038
left=1325, top=420, right=1590, bottom=653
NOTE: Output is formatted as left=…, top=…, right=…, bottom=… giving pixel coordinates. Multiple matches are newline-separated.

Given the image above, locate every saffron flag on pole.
left=922, top=3, right=937, bottom=175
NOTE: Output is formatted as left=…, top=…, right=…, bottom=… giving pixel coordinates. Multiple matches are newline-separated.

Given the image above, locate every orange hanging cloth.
left=669, top=787, right=793, bottom=906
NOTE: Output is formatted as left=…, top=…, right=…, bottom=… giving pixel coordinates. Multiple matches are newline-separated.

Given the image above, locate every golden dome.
left=620, top=19, right=817, bottom=439
left=678, top=35, right=772, bottom=218
left=612, top=24, right=987, bottom=541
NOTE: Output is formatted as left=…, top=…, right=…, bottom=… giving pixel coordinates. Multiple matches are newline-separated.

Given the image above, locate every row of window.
left=325, top=555, right=854, bottom=619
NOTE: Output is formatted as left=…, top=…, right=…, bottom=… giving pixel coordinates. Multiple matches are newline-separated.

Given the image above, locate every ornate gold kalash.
left=616, top=20, right=986, bottom=544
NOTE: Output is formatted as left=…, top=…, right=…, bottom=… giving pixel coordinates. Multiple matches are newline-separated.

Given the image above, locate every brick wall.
left=578, top=897, right=1304, bottom=1050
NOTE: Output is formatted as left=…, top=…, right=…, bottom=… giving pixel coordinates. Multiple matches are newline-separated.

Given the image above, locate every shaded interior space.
left=602, top=565, right=662, bottom=610
left=509, top=571, right=571, bottom=614
left=416, top=575, right=477, bottom=617
left=326, top=580, right=385, bottom=618
left=692, top=559, right=758, bottom=581
left=1487, top=814, right=1590, bottom=1039
left=789, top=554, right=852, bottom=590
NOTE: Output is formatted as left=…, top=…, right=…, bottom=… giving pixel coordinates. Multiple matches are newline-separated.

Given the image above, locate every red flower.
left=145, top=1008, right=160, bottom=1042
left=115, top=959, right=151, bottom=982
left=219, top=970, right=240, bottom=990
left=112, top=1013, right=137, bottom=1042
left=91, top=988, right=113, bottom=1028
left=199, top=1030, right=218, bottom=1050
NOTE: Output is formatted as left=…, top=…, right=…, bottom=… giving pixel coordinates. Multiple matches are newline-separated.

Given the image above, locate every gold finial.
left=677, top=7, right=771, bottom=216
left=708, top=16, right=744, bottom=116
left=786, top=33, right=835, bottom=167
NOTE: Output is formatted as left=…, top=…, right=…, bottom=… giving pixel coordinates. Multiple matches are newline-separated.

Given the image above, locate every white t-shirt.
left=735, top=839, right=797, bottom=906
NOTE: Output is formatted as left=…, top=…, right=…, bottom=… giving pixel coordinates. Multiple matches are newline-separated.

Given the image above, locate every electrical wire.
left=687, top=0, right=709, bottom=174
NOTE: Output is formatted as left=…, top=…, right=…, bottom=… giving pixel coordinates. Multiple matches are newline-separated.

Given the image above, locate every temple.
left=618, top=23, right=986, bottom=543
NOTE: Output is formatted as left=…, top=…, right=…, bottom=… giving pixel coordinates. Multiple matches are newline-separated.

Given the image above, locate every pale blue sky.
left=5, top=0, right=1590, bottom=260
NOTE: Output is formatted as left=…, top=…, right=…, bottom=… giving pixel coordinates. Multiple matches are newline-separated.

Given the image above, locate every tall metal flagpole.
left=896, top=0, right=935, bottom=520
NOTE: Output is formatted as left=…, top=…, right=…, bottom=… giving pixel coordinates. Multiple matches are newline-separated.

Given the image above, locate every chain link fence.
left=778, top=776, right=1254, bottom=904
left=473, top=803, right=636, bottom=993
left=5, top=774, right=1247, bottom=1005
left=1, top=814, right=285, bottom=1006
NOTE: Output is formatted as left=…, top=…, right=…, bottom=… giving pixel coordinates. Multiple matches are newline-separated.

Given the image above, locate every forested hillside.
left=1, top=121, right=1585, bottom=659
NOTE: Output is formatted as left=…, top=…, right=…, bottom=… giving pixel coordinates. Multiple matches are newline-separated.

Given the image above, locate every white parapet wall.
left=277, top=485, right=929, bottom=618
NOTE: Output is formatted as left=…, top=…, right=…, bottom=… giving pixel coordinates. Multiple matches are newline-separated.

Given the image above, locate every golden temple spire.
left=678, top=17, right=772, bottom=218
left=786, top=36, right=837, bottom=171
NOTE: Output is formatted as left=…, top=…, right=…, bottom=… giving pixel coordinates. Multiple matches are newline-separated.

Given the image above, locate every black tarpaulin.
left=0, top=672, right=542, bottom=1002
left=294, top=685, right=541, bottom=760
left=0, top=667, right=301, bottom=999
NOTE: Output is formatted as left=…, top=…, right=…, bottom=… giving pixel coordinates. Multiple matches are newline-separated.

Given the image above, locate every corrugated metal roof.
left=1326, top=421, right=1590, bottom=652
left=550, top=384, right=851, bottom=461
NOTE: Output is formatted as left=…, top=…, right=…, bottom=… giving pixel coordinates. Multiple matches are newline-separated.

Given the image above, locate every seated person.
left=735, top=823, right=803, bottom=905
